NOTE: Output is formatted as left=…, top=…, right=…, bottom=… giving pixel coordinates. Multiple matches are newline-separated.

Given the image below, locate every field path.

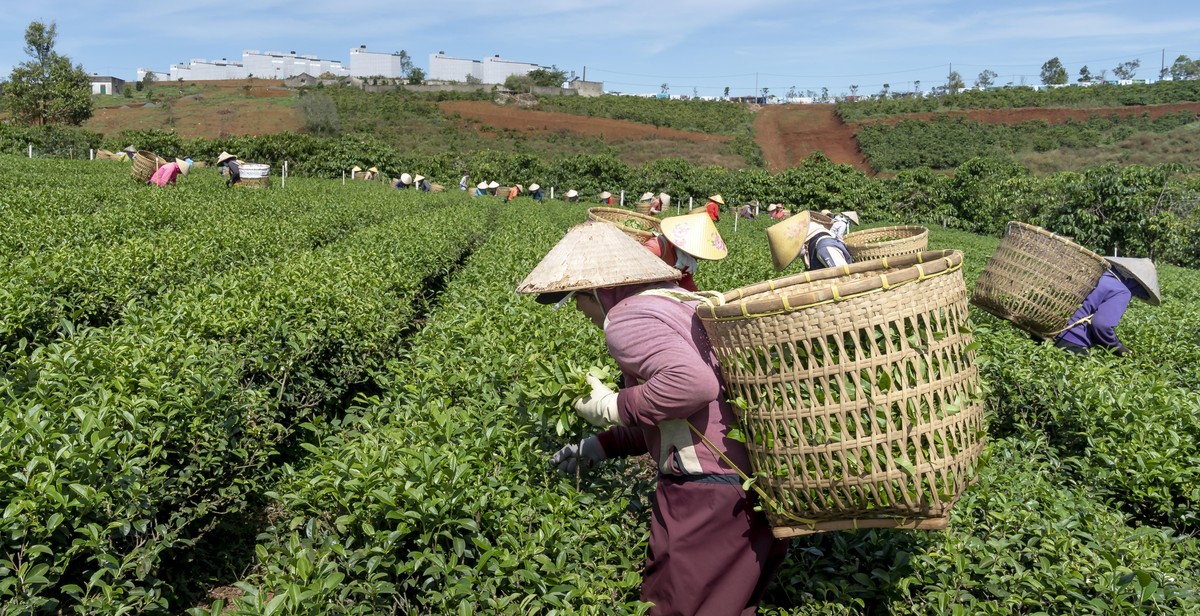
left=754, top=104, right=870, bottom=173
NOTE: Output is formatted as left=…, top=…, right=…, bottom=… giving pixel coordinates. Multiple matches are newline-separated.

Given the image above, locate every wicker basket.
left=843, top=225, right=929, bottom=262
left=697, top=250, right=985, bottom=537
left=634, top=201, right=655, bottom=216
left=131, top=150, right=161, bottom=182
left=587, top=207, right=663, bottom=243
left=970, top=221, right=1108, bottom=339
left=236, top=177, right=270, bottom=188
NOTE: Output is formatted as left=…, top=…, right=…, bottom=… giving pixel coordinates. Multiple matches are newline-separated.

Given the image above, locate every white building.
left=349, top=45, right=408, bottom=78
left=136, top=68, right=170, bottom=82
left=88, top=75, right=125, bottom=95
left=428, top=51, right=549, bottom=84
left=163, top=50, right=349, bottom=81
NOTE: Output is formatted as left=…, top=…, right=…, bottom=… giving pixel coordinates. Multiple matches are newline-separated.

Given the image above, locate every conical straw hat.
left=216, top=151, right=236, bottom=165
left=766, top=210, right=812, bottom=271
left=659, top=193, right=671, bottom=207
left=368, top=167, right=379, bottom=174
left=709, top=194, right=725, bottom=205
left=565, top=189, right=579, bottom=198
left=477, top=181, right=488, bottom=189
left=414, top=174, right=425, bottom=182
left=842, top=210, right=860, bottom=225
left=351, top=166, right=362, bottom=174
left=399, top=173, right=412, bottom=184
left=516, top=222, right=681, bottom=295
left=489, top=181, right=500, bottom=189
left=175, top=158, right=191, bottom=175
left=639, top=191, right=655, bottom=201
left=599, top=191, right=612, bottom=199
left=1105, top=257, right=1161, bottom=305
left=529, top=183, right=540, bottom=191
left=660, top=212, right=728, bottom=261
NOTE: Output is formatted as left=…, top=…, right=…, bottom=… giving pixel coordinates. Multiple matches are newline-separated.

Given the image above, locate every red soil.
left=438, top=100, right=731, bottom=144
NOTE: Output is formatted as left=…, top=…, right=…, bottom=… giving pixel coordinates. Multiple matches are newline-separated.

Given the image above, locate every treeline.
left=857, top=111, right=1200, bottom=172
left=837, top=80, right=1200, bottom=122
left=3, top=124, right=1197, bottom=268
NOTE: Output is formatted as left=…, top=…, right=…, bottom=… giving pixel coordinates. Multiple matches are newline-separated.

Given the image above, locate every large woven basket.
left=634, top=201, right=655, bottom=216
left=843, top=225, right=929, bottom=262
left=587, top=207, right=662, bottom=243
left=697, top=250, right=985, bottom=537
left=236, top=177, right=270, bottom=188
left=131, top=150, right=161, bottom=182
left=970, top=221, right=1108, bottom=339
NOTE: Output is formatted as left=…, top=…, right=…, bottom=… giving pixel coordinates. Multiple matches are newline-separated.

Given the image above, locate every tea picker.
left=1054, top=257, right=1161, bottom=357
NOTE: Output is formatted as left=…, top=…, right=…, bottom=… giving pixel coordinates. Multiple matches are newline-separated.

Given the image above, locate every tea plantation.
left=1, top=156, right=1197, bottom=614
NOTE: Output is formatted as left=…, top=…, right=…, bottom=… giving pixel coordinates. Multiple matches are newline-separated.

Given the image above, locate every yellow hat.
left=766, top=211, right=813, bottom=271
left=709, top=194, right=725, bottom=205
left=175, top=158, right=191, bottom=175
left=660, top=212, right=728, bottom=261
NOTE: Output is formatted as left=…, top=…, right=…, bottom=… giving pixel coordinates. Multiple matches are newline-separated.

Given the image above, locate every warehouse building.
left=428, top=51, right=550, bottom=84
left=348, top=45, right=408, bottom=78
left=163, top=50, right=350, bottom=81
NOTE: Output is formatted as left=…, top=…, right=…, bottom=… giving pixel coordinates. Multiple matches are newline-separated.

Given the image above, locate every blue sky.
left=4, top=0, right=1199, bottom=98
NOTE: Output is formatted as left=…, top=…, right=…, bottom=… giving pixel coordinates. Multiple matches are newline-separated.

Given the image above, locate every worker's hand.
left=574, top=374, right=621, bottom=427
left=674, top=250, right=699, bottom=275
left=550, top=436, right=607, bottom=474
left=1115, top=345, right=1134, bottom=357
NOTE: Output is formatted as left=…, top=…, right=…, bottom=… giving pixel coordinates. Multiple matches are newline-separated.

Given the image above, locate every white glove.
left=550, top=436, right=607, bottom=473
left=574, top=374, right=621, bottom=427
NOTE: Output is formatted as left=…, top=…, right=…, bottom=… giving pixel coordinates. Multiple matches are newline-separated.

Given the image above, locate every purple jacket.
left=593, top=286, right=752, bottom=478
left=1056, top=271, right=1132, bottom=352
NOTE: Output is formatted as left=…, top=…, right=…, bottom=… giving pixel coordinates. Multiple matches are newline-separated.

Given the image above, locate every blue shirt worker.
left=1055, top=257, right=1160, bottom=356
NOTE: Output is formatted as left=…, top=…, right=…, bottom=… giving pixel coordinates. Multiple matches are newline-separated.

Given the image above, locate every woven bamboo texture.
left=236, top=177, right=270, bottom=188
left=697, top=250, right=985, bottom=536
left=587, top=207, right=663, bottom=243
left=970, top=221, right=1108, bottom=339
left=634, top=201, right=655, bottom=216
left=131, top=150, right=161, bottom=182
left=843, top=225, right=929, bottom=262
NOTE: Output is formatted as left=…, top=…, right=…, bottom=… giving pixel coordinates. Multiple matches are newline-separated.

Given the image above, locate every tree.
left=395, top=50, right=413, bottom=77
left=298, top=91, right=339, bottom=136
left=820, top=86, right=829, bottom=102
left=849, top=84, right=859, bottom=97
left=723, top=86, right=730, bottom=98
left=975, top=69, right=997, bottom=89
left=946, top=70, right=965, bottom=94
left=787, top=85, right=797, bottom=99
left=6, top=20, right=93, bottom=125
left=406, top=67, right=425, bottom=85
left=1040, top=57, right=1068, bottom=85
left=527, top=66, right=567, bottom=87
left=660, top=83, right=669, bottom=95
left=761, top=87, right=769, bottom=98
left=1112, top=59, right=1140, bottom=80
left=1077, top=65, right=1093, bottom=83
left=1169, top=55, right=1200, bottom=80
left=913, top=80, right=921, bottom=96
left=880, top=83, right=890, bottom=98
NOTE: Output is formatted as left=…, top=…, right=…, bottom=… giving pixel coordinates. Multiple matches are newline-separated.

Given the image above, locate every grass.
left=1019, top=121, right=1200, bottom=174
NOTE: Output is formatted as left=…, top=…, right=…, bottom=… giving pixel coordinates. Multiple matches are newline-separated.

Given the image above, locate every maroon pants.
left=641, top=476, right=789, bottom=616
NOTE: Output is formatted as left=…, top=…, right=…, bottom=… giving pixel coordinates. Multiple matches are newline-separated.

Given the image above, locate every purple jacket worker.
left=1055, top=257, right=1161, bottom=356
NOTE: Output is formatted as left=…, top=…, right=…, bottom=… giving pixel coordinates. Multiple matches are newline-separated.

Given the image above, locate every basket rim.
left=587, top=206, right=662, bottom=241
left=699, top=249, right=962, bottom=320
left=1003, top=221, right=1108, bottom=266
left=842, top=224, right=929, bottom=248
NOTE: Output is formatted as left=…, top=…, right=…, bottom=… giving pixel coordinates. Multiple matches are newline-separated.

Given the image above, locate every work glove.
left=674, top=249, right=699, bottom=275
left=550, top=436, right=607, bottom=474
left=574, top=374, right=621, bottom=427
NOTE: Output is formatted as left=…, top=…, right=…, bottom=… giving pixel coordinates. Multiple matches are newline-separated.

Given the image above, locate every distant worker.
left=119, top=145, right=138, bottom=163
left=599, top=191, right=614, bottom=205
left=529, top=183, right=543, bottom=202
left=829, top=211, right=859, bottom=239
left=738, top=203, right=757, bottom=219
left=767, top=203, right=789, bottom=220
left=564, top=189, right=579, bottom=203
left=506, top=184, right=523, bottom=202
left=459, top=172, right=471, bottom=191
left=638, top=192, right=655, bottom=209
left=148, top=157, right=191, bottom=187
left=415, top=174, right=432, bottom=192
left=475, top=181, right=489, bottom=197
left=1054, top=257, right=1160, bottom=357
left=705, top=194, right=724, bottom=222
left=767, top=210, right=852, bottom=271
left=651, top=193, right=670, bottom=215
left=395, top=173, right=413, bottom=189
left=364, top=167, right=380, bottom=181
left=216, top=151, right=240, bottom=187
left=643, top=211, right=728, bottom=292
left=489, top=181, right=501, bottom=197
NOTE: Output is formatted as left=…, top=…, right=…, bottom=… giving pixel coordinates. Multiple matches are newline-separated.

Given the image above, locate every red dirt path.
left=438, top=100, right=730, bottom=144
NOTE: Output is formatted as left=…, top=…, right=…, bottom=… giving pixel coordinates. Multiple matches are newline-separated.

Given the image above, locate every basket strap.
left=685, top=422, right=817, bottom=527
left=637, top=288, right=726, bottom=306
left=1046, top=313, right=1094, bottom=338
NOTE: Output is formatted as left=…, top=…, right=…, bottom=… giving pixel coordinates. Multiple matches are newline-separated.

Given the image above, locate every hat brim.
left=535, top=291, right=571, bottom=305
left=660, top=212, right=728, bottom=260
left=766, top=211, right=812, bottom=271
left=1106, top=257, right=1161, bottom=305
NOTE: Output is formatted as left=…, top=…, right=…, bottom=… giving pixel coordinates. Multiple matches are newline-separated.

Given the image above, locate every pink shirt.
left=149, top=162, right=183, bottom=187
left=596, top=291, right=752, bottom=478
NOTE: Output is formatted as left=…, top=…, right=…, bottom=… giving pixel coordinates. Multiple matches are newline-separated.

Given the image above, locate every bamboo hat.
left=565, top=189, right=579, bottom=198
left=489, top=181, right=500, bottom=189
left=659, top=193, right=671, bottom=207
left=708, top=194, right=725, bottom=205
left=820, top=209, right=832, bottom=216
left=351, top=166, right=362, bottom=174
left=842, top=210, right=860, bottom=225
left=767, top=203, right=779, bottom=211
left=415, top=174, right=425, bottom=183
left=639, top=191, right=655, bottom=202
left=599, top=191, right=612, bottom=200
left=399, top=173, right=412, bottom=185
left=477, top=181, right=488, bottom=190
left=123, top=145, right=137, bottom=154
left=660, top=212, right=728, bottom=261
left=529, top=183, right=540, bottom=191
left=517, top=222, right=681, bottom=297
left=175, top=158, right=191, bottom=175
left=216, top=151, right=236, bottom=165
left=1105, top=257, right=1161, bottom=305
left=368, top=167, right=379, bottom=174
left=766, top=210, right=814, bottom=271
